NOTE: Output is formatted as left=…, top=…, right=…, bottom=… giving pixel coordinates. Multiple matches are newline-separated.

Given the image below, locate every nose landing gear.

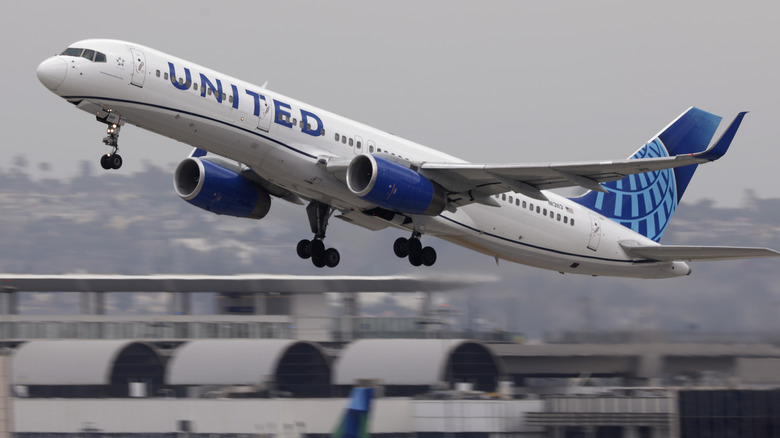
left=97, top=113, right=125, bottom=170
left=296, top=200, right=341, bottom=268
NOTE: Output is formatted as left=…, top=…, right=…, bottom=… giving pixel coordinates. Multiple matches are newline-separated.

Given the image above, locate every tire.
left=312, top=256, right=326, bottom=268
left=393, top=237, right=409, bottom=258
left=310, top=239, right=325, bottom=258
left=100, top=154, right=111, bottom=170
left=110, top=154, right=123, bottom=169
left=324, top=248, right=340, bottom=268
left=296, top=239, right=312, bottom=259
left=408, top=238, right=422, bottom=258
left=421, top=246, right=437, bottom=266
left=409, top=254, right=423, bottom=267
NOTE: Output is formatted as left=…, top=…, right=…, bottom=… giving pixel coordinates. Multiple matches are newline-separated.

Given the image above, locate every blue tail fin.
left=331, top=387, right=374, bottom=438
left=572, top=108, right=723, bottom=242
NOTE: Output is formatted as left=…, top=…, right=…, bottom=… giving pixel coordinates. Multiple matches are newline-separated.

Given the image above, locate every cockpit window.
left=61, top=47, right=83, bottom=57
left=59, top=47, right=107, bottom=63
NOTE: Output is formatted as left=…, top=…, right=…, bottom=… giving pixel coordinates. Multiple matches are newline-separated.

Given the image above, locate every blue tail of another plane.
left=331, top=387, right=374, bottom=438
left=572, top=107, right=743, bottom=242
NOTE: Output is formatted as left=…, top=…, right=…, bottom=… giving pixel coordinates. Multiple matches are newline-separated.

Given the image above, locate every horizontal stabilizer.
left=620, top=241, right=780, bottom=262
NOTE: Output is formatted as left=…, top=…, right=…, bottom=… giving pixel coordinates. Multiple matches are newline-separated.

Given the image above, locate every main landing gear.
left=97, top=113, right=125, bottom=170
left=393, top=231, right=437, bottom=267
left=296, top=201, right=340, bottom=268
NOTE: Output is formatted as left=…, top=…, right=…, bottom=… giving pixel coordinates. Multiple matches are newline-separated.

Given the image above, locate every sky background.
left=4, top=1, right=779, bottom=207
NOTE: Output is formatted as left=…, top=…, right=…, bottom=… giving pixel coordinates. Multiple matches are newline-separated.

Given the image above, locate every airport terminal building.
left=1, top=275, right=780, bottom=437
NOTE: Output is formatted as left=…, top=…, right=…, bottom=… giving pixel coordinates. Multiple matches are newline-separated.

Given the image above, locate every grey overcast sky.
left=3, top=1, right=780, bottom=206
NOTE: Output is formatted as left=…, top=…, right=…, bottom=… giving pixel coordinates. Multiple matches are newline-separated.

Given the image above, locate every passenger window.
left=222, top=93, right=226, bottom=101
left=536, top=206, right=541, bottom=214
left=543, top=208, right=547, bottom=216
left=502, top=194, right=506, bottom=201
left=522, top=201, right=527, bottom=208
left=357, top=141, right=362, bottom=149
left=335, top=133, right=340, bottom=142
left=156, top=70, right=161, bottom=78
left=349, top=138, right=354, bottom=146
left=342, top=137, right=347, bottom=144
left=228, top=95, right=233, bottom=103
left=571, top=219, right=575, bottom=226
left=550, top=211, right=554, bottom=218
left=193, top=83, right=198, bottom=91
left=95, top=52, right=106, bottom=63
left=208, top=88, right=212, bottom=96
left=293, top=118, right=298, bottom=127
left=179, top=78, right=184, bottom=85
left=164, top=73, right=169, bottom=80
left=369, top=145, right=374, bottom=153
left=557, top=214, right=561, bottom=221
left=564, top=217, right=569, bottom=224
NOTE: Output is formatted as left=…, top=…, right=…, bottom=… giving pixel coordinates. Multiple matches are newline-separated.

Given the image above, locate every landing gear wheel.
left=310, top=239, right=325, bottom=258
left=100, top=154, right=112, bottom=170
left=109, top=154, right=123, bottom=169
left=421, top=246, right=437, bottom=266
left=393, top=237, right=409, bottom=258
left=409, top=253, right=423, bottom=267
left=408, top=238, right=423, bottom=258
left=324, top=248, right=340, bottom=268
left=296, top=239, right=312, bottom=259
left=312, top=256, right=326, bottom=268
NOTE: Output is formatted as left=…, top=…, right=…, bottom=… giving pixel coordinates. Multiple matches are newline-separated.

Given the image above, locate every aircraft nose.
left=36, top=57, right=68, bottom=91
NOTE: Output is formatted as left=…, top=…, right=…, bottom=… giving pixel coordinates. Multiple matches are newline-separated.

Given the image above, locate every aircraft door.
left=257, top=97, right=272, bottom=132
left=130, top=48, right=146, bottom=87
left=587, top=214, right=602, bottom=251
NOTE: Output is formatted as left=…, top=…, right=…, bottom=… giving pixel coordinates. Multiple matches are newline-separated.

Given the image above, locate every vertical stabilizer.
left=572, top=108, right=722, bottom=242
left=331, top=387, right=374, bottom=438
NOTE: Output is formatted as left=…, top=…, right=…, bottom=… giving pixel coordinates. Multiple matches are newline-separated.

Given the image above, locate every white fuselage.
left=38, top=39, right=690, bottom=278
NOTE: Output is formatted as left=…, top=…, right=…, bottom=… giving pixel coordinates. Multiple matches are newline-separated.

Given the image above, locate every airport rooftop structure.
left=3, top=273, right=780, bottom=437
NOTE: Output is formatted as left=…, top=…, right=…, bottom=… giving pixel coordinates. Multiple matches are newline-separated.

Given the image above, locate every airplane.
left=332, top=387, right=374, bottom=438
left=36, top=39, right=779, bottom=278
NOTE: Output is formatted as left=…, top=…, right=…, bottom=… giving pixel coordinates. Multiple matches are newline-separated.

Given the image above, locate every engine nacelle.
left=174, top=157, right=271, bottom=219
left=346, top=154, right=446, bottom=215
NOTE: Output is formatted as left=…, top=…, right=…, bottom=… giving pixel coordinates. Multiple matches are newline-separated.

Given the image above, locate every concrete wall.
left=0, top=354, right=10, bottom=438
left=414, top=400, right=545, bottom=434
left=14, top=398, right=411, bottom=435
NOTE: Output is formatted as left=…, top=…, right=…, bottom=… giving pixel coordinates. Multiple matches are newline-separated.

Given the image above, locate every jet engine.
left=346, top=154, right=446, bottom=215
left=174, top=157, right=271, bottom=219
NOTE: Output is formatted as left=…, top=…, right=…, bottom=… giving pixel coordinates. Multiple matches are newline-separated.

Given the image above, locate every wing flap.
left=620, top=242, right=780, bottom=262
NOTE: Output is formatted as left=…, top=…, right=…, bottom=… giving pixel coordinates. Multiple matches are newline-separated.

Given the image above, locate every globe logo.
left=592, top=139, right=678, bottom=242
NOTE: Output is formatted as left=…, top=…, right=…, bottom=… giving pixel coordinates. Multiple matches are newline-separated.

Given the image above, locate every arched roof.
left=12, top=340, right=163, bottom=386
left=167, top=339, right=331, bottom=395
left=334, top=339, right=504, bottom=389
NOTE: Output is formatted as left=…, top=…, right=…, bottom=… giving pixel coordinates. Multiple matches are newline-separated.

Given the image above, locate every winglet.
left=696, top=112, right=748, bottom=161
